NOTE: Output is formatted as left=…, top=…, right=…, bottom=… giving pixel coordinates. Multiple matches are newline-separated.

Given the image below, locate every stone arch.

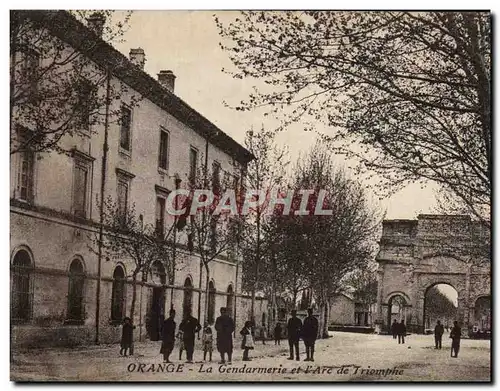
left=67, top=257, right=86, bottom=322
left=422, top=282, right=458, bottom=331
left=11, top=244, right=35, bottom=268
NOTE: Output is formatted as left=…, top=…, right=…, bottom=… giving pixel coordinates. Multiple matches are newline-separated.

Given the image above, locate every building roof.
left=16, top=10, right=255, bottom=165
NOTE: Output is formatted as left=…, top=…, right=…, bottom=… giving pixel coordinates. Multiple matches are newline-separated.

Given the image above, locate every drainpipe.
left=95, top=66, right=111, bottom=344
left=197, top=137, right=209, bottom=334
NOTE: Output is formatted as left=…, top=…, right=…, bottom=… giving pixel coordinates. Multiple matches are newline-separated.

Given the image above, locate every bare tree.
left=215, top=11, right=491, bottom=224
left=90, top=197, right=175, bottom=327
left=10, top=10, right=137, bottom=155
left=240, top=127, right=288, bottom=320
left=178, top=162, right=240, bottom=325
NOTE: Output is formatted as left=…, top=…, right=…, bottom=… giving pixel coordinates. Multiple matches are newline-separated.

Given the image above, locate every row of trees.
left=240, top=130, right=383, bottom=336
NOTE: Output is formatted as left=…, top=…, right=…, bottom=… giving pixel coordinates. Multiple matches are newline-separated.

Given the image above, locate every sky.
left=113, top=10, right=440, bottom=220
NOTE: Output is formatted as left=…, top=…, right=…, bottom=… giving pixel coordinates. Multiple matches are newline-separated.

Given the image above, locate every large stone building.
left=10, top=10, right=267, bottom=348
left=375, top=214, right=490, bottom=335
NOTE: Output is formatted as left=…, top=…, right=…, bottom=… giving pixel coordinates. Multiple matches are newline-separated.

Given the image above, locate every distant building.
left=329, top=293, right=376, bottom=327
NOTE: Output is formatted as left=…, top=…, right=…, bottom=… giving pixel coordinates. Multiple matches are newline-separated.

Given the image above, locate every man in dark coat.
left=120, top=317, right=135, bottom=356
left=179, top=308, right=201, bottom=363
left=302, top=308, right=319, bottom=362
left=397, top=320, right=406, bottom=344
left=434, top=320, right=444, bottom=349
left=274, top=323, right=282, bottom=345
left=391, top=319, right=398, bottom=339
left=215, top=307, right=235, bottom=365
left=287, top=310, right=302, bottom=361
left=450, top=321, right=461, bottom=358
left=161, top=309, right=176, bottom=362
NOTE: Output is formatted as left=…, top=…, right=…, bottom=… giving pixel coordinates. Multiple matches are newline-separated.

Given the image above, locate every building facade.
left=10, top=10, right=267, bottom=348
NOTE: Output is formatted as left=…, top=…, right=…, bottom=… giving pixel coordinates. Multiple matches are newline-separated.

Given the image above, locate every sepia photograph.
left=8, top=9, right=491, bottom=383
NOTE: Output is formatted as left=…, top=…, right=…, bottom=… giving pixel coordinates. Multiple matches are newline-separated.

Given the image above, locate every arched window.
left=208, top=280, right=216, bottom=324
left=226, top=285, right=234, bottom=318
left=183, top=277, right=193, bottom=319
left=11, top=249, right=33, bottom=323
left=67, top=258, right=85, bottom=322
left=111, top=266, right=126, bottom=322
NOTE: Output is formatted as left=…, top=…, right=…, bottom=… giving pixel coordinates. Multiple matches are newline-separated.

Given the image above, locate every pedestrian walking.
left=274, top=322, right=282, bottom=345
left=450, top=321, right=461, bottom=358
left=397, top=320, right=406, bottom=344
left=240, top=321, right=254, bottom=361
left=302, top=308, right=319, bottom=362
left=287, top=310, right=302, bottom=361
left=391, top=319, right=398, bottom=339
left=120, top=317, right=135, bottom=357
left=261, top=324, right=267, bottom=345
left=179, top=308, right=201, bottom=363
left=202, top=322, right=214, bottom=362
left=434, top=320, right=444, bottom=349
left=215, top=307, right=235, bottom=365
left=176, top=330, right=185, bottom=360
left=160, top=309, right=176, bottom=363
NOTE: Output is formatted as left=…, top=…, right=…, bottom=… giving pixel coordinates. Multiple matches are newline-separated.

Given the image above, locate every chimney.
left=87, top=12, right=106, bottom=37
left=129, top=48, right=146, bottom=70
left=158, top=70, right=176, bottom=93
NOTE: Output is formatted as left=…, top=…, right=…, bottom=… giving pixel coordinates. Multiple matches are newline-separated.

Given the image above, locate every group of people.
left=120, top=307, right=320, bottom=363
left=159, top=307, right=236, bottom=364
left=435, top=320, right=462, bottom=358
left=390, top=319, right=462, bottom=358
left=390, top=319, right=407, bottom=344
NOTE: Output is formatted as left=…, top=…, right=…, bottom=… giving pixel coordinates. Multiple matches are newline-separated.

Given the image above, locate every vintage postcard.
left=9, top=10, right=491, bottom=382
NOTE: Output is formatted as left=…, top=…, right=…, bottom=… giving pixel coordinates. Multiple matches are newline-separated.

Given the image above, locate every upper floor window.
left=76, top=79, right=95, bottom=133
left=158, top=128, right=169, bottom=171
left=73, top=162, right=90, bottom=218
left=120, top=106, right=132, bottom=152
left=17, top=149, right=35, bottom=203
left=156, top=196, right=166, bottom=238
left=212, top=161, right=221, bottom=194
left=16, top=47, right=40, bottom=98
left=116, top=169, right=135, bottom=225
left=189, top=147, right=198, bottom=184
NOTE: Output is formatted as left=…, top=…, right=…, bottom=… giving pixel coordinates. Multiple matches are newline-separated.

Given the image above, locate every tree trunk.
left=322, top=299, right=330, bottom=338
left=203, top=262, right=210, bottom=324
left=129, top=272, right=138, bottom=355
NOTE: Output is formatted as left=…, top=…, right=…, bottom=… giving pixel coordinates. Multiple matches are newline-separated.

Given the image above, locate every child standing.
left=261, top=324, right=267, bottom=345
left=202, top=322, right=214, bottom=362
left=120, top=317, right=135, bottom=357
left=240, top=321, right=254, bottom=361
left=274, top=323, right=282, bottom=345
left=176, top=330, right=185, bottom=360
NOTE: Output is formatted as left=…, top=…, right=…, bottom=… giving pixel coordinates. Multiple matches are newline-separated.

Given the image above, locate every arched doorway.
left=208, top=280, right=216, bottom=325
left=11, top=249, right=33, bottom=323
left=67, top=258, right=85, bottom=323
left=473, top=296, right=491, bottom=332
left=387, top=294, right=408, bottom=327
left=226, top=285, right=234, bottom=318
left=149, top=261, right=167, bottom=341
left=183, top=277, right=193, bottom=319
left=111, top=265, right=126, bottom=322
left=423, top=283, right=458, bottom=333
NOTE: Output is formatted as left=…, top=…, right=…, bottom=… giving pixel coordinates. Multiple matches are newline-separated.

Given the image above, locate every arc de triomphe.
left=375, top=215, right=490, bottom=335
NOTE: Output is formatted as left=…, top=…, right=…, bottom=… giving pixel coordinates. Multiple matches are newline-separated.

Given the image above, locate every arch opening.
left=11, top=249, right=33, bottom=323
left=111, top=265, right=126, bottom=322
left=387, top=294, right=408, bottom=329
left=67, top=258, right=85, bottom=322
left=472, top=296, right=491, bottom=336
left=423, top=283, right=458, bottom=333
